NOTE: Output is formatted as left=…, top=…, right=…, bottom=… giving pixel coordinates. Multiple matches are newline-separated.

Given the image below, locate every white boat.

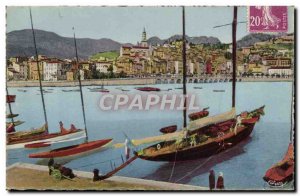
left=7, top=130, right=86, bottom=150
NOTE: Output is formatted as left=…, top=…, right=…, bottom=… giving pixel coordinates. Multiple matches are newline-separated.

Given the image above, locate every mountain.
left=7, top=29, right=278, bottom=59
left=236, top=33, right=276, bottom=48
left=147, top=35, right=221, bottom=45
left=7, top=29, right=121, bottom=59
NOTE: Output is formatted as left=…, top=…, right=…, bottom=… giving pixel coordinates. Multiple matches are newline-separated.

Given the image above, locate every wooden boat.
left=99, top=89, right=110, bottom=93
left=160, top=125, right=177, bottom=134
left=6, top=95, right=16, bottom=103
left=6, top=120, right=25, bottom=128
left=62, top=89, right=80, bottom=92
left=136, top=87, right=161, bottom=92
left=213, top=90, right=225, bottom=92
left=263, top=143, right=294, bottom=187
left=6, top=113, right=19, bottom=118
left=25, top=141, right=51, bottom=149
left=7, top=124, right=47, bottom=139
left=188, top=108, right=209, bottom=121
left=135, top=107, right=264, bottom=162
left=29, top=139, right=113, bottom=159
left=17, top=89, right=27, bottom=92
left=7, top=128, right=85, bottom=150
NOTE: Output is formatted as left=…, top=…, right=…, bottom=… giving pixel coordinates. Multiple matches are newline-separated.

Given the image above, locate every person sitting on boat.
left=70, top=124, right=77, bottom=132
left=59, top=121, right=71, bottom=134
left=216, top=172, right=225, bottom=189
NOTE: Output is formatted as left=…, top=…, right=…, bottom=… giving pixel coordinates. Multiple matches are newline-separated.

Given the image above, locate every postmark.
left=248, top=6, right=288, bottom=32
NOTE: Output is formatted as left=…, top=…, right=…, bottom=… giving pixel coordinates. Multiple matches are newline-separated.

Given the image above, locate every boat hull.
left=137, top=123, right=256, bottom=162
left=29, top=139, right=113, bottom=161
left=7, top=130, right=85, bottom=150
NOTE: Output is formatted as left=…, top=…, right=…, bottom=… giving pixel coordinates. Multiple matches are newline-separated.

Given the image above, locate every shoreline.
left=7, top=77, right=293, bottom=87
left=7, top=162, right=207, bottom=191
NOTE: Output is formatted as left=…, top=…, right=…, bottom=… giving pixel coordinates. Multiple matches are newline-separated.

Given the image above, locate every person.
left=209, top=170, right=215, bottom=190
left=48, top=158, right=54, bottom=175
left=124, top=138, right=130, bottom=160
left=216, top=172, right=225, bottom=189
left=59, top=165, right=75, bottom=179
left=59, top=121, right=70, bottom=134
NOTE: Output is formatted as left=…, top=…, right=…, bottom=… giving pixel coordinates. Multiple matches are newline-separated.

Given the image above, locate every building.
left=28, top=60, right=44, bottom=80
left=268, top=67, right=293, bottom=76
left=43, top=60, right=63, bottom=81
left=264, top=57, right=291, bottom=67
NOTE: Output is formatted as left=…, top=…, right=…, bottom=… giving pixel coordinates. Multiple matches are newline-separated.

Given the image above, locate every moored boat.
left=29, top=139, right=113, bottom=159
left=25, top=141, right=51, bottom=148
left=263, top=143, right=294, bottom=187
left=188, top=108, right=209, bottom=121
left=135, top=107, right=264, bottom=162
left=7, top=95, right=16, bottom=103
left=7, top=128, right=85, bottom=150
left=7, top=124, right=47, bottom=139
left=6, top=113, right=19, bottom=118
left=136, top=87, right=161, bottom=92
left=160, top=125, right=177, bottom=134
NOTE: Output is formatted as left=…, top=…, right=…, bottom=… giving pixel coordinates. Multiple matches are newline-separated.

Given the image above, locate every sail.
left=187, top=108, right=236, bottom=131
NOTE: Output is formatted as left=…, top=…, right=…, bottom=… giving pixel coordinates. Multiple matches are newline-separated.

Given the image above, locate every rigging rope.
left=174, top=143, right=229, bottom=183
left=168, top=149, right=178, bottom=182
left=30, top=8, right=48, bottom=131
left=73, top=27, right=88, bottom=142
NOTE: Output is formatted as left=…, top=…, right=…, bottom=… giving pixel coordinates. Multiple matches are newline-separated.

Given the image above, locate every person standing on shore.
left=209, top=170, right=216, bottom=190
left=216, top=172, right=225, bottom=190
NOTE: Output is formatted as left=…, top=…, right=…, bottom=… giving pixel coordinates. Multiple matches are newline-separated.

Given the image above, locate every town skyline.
left=6, top=6, right=295, bottom=44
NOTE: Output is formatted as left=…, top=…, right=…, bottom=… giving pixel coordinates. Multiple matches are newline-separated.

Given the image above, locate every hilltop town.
left=7, top=29, right=294, bottom=82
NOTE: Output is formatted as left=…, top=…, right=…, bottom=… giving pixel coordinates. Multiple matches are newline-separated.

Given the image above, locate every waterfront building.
left=43, top=60, right=63, bottom=81
left=28, top=60, right=44, bottom=80
left=268, top=67, right=293, bottom=76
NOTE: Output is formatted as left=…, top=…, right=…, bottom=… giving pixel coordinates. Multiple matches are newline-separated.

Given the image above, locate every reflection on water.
left=6, top=82, right=293, bottom=189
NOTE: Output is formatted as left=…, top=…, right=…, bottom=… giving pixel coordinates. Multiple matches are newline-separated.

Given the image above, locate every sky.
left=6, top=6, right=294, bottom=44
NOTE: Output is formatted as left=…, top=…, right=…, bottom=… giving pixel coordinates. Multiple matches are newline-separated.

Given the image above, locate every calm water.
left=6, top=82, right=293, bottom=189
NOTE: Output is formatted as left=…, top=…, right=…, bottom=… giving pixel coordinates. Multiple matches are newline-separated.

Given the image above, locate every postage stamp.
left=248, top=6, right=288, bottom=32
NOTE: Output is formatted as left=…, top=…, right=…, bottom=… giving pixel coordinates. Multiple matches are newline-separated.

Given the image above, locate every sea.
left=6, top=81, right=293, bottom=189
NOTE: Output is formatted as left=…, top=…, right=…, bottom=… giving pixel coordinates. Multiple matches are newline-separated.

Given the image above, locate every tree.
left=107, top=65, right=114, bottom=78
left=224, top=52, right=232, bottom=60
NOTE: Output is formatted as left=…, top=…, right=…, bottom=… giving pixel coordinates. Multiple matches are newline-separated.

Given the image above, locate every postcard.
left=6, top=6, right=295, bottom=191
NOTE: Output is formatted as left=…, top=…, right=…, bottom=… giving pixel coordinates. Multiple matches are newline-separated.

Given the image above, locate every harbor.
left=6, top=82, right=293, bottom=189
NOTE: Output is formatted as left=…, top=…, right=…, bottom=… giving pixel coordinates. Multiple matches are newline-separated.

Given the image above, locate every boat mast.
left=30, top=8, right=48, bottom=130
left=182, top=6, right=187, bottom=128
left=232, top=6, right=237, bottom=108
left=72, top=27, right=89, bottom=142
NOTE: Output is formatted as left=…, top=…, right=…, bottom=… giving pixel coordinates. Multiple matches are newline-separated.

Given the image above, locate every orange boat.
left=29, top=139, right=112, bottom=159
left=263, top=143, right=294, bottom=187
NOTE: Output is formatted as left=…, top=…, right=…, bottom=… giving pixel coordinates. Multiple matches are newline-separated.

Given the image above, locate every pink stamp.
left=248, top=6, right=288, bottom=32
